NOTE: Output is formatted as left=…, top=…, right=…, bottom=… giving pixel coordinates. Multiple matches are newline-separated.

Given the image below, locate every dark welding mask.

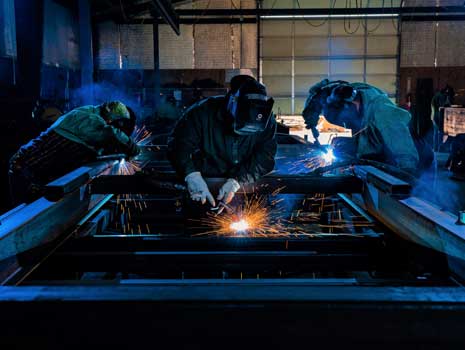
left=103, top=102, right=137, bottom=137
left=326, top=84, right=357, bottom=108
left=227, top=82, right=274, bottom=135
left=303, top=80, right=353, bottom=128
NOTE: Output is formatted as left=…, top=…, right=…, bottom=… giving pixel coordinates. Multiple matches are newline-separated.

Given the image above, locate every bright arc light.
left=322, top=149, right=336, bottom=163
left=230, top=219, right=250, bottom=232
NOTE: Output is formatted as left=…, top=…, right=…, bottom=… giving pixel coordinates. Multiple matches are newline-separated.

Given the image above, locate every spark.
left=115, top=158, right=142, bottom=176
left=194, top=194, right=286, bottom=237
left=132, top=125, right=152, bottom=146
left=322, top=148, right=336, bottom=163
left=230, top=219, right=250, bottom=232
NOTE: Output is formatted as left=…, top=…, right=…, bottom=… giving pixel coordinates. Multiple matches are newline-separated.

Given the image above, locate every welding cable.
left=360, top=0, right=385, bottom=34
left=344, top=0, right=361, bottom=34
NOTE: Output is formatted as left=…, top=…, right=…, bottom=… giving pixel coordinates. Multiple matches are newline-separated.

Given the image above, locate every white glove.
left=217, top=178, right=241, bottom=204
left=185, top=172, right=215, bottom=206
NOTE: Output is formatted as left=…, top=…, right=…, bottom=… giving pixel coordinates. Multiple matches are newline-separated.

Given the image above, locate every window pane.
left=295, top=37, right=329, bottom=57
left=262, top=21, right=292, bottom=36
left=331, top=19, right=365, bottom=36
left=295, top=60, right=329, bottom=75
left=262, top=38, right=292, bottom=57
left=330, top=59, right=364, bottom=75
left=366, top=74, right=397, bottom=94
left=295, top=76, right=328, bottom=96
left=367, top=36, right=398, bottom=55
left=295, top=21, right=329, bottom=36
left=366, top=19, right=399, bottom=36
left=262, top=76, right=292, bottom=96
left=273, top=98, right=292, bottom=115
left=330, top=37, right=365, bottom=55
left=262, top=60, right=292, bottom=75
left=366, top=58, right=397, bottom=74
left=330, top=75, right=364, bottom=83
left=295, top=97, right=307, bottom=115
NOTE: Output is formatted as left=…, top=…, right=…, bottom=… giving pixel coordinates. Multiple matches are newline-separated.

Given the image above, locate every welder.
left=302, top=79, right=433, bottom=174
left=168, top=75, right=277, bottom=206
left=9, top=101, right=139, bottom=205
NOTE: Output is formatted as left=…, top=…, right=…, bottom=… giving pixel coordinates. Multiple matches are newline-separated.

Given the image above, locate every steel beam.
left=150, top=0, right=179, bottom=35
left=0, top=162, right=114, bottom=262
left=0, top=285, right=465, bottom=347
left=42, top=250, right=372, bottom=274
left=352, top=166, right=465, bottom=262
left=89, top=174, right=363, bottom=195
left=174, top=7, right=465, bottom=16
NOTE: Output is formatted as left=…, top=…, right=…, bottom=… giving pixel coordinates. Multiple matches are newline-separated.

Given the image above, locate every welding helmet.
left=227, top=78, right=274, bottom=135
left=101, top=101, right=136, bottom=137
left=303, top=80, right=357, bottom=128
left=326, top=84, right=357, bottom=108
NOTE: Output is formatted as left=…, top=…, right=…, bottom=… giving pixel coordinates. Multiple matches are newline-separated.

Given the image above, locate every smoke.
left=71, top=82, right=145, bottom=124
left=411, top=166, right=461, bottom=214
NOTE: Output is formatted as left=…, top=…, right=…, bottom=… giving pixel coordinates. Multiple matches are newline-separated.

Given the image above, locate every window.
left=261, top=17, right=400, bottom=115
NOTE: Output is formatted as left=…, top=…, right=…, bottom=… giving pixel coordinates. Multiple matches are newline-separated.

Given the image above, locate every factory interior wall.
left=0, top=0, right=81, bottom=212
left=93, top=20, right=257, bottom=119
left=400, top=20, right=465, bottom=101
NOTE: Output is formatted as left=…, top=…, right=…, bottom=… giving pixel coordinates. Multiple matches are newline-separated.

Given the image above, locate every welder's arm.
left=374, top=103, right=419, bottom=171
left=79, top=114, right=139, bottom=157
left=97, top=124, right=139, bottom=157
left=167, top=111, right=202, bottom=178
left=302, top=96, right=322, bottom=147
left=231, top=118, right=277, bottom=184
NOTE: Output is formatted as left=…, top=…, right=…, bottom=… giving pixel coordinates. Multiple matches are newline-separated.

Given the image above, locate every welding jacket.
left=305, top=83, right=419, bottom=170
left=51, top=105, right=137, bottom=155
left=352, top=83, right=419, bottom=170
left=9, top=105, right=137, bottom=204
left=167, top=96, right=277, bottom=184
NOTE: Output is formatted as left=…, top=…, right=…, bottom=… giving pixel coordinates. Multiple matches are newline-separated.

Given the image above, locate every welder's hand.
left=126, top=141, right=140, bottom=158
left=217, top=178, right=241, bottom=204
left=185, top=172, right=215, bottom=206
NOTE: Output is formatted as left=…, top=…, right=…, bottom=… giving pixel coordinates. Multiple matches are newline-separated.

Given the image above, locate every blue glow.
left=322, top=148, right=336, bottom=163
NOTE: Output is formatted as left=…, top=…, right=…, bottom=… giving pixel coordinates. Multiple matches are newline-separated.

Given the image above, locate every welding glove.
left=185, top=171, right=215, bottom=206
left=217, top=178, right=241, bottom=204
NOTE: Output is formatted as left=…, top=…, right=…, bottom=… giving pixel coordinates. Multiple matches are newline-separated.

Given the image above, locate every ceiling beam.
left=150, top=0, right=180, bottom=35
left=173, top=6, right=465, bottom=16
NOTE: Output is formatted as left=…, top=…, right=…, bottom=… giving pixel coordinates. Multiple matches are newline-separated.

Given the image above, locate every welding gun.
left=210, top=200, right=236, bottom=215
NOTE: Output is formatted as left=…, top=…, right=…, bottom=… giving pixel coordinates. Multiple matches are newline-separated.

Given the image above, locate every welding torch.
left=210, top=200, right=236, bottom=215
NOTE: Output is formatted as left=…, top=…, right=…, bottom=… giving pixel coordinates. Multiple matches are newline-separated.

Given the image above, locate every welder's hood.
left=227, top=79, right=274, bottom=135
left=302, top=79, right=357, bottom=129
left=101, top=101, right=130, bottom=121
left=100, top=101, right=136, bottom=137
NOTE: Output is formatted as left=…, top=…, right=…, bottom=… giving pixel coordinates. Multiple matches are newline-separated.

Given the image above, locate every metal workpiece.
left=1, top=155, right=465, bottom=348
left=354, top=165, right=412, bottom=196
left=0, top=161, right=115, bottom=262
left=89, top=173, right=364, bottom=195
left=351, top=166, right=465, bottom=262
